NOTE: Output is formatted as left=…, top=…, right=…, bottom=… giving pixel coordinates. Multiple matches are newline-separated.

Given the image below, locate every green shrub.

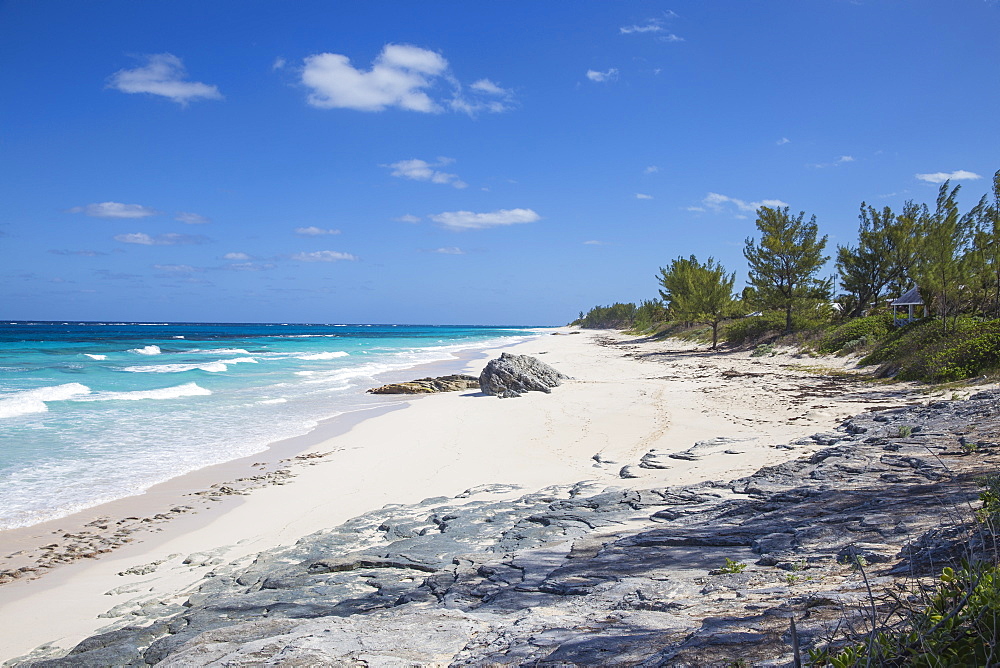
left=817, top=314, right=893, bottom=354
left=572, top=302, right=638, bottom=329
left=976, top=475, right=1000, bottom=525
left=860, top=318, right=1000, bottom=382
left=813, top=562, right=1000, bottom=667
left=723, top=311, right=787, bottom=345
left=716, top=557, right=747, bottom=574
left=724, top=310, right=831, bottom=346
left=860, top=318, right=947, bottom=368
left=629, top=299, right=667, bottom=333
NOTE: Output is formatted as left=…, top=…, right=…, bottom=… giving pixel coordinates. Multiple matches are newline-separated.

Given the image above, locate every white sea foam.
left=295, top=363, right=396, bottom=385
left=84, top=354, right=107, bottom=360
left=124, top=357, right=256, bottom=373
left=124, top=362, right=225, bottom=373
left=0, top=328, right=542, bottom=530
left=0, top=383, right=92, bottom=419
left=129, top=345, right=162, bottom=355
left=276, top=334, right=341, bottom=338
left=221, top=357, right=258, bottom=364
left=78, top=382, right=212, bottom=402
left=296, top=351, right=349, bottom=360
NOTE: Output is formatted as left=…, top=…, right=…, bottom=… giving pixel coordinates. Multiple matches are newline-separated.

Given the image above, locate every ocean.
left=0, top=321, right=537, bottom=530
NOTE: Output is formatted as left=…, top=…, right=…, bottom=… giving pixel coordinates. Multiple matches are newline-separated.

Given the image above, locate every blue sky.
left=2, top=0, right=998, bottom=325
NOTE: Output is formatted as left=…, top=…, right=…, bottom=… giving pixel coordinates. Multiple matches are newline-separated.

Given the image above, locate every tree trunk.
left=785, top=303, right=793, bottom=334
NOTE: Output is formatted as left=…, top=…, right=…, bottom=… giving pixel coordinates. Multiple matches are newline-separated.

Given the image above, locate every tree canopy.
left=657, top=255, right=738, bottom=348
left=744, top=207, right=830, bottom=333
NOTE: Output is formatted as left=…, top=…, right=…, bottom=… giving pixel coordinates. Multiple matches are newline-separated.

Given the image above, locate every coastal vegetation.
left=572, top=174, right=1000, bottom=665
left=572, top=169, right=1000, bottom=383
left=811, top=473, right=1000, bottom=667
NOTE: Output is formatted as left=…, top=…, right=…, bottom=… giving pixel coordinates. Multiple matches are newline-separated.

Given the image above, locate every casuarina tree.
left=837, top=202, right=915, bottom=318
left=744, top=206, right=830, bottom=334
left=910, top=182, right=977, bottom=331
left=657, top=255, right=739, bottom=348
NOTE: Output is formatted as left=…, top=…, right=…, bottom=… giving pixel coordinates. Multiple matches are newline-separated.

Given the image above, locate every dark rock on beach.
left=479, top=352, right=569, bottom=398
left=17, top=391, right=1000, bottom=666
left=367, top=374, right=480, bottom=394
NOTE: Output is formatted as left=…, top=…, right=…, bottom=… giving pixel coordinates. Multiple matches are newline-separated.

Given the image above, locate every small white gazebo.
left=890, top=286, right=925, bottom=326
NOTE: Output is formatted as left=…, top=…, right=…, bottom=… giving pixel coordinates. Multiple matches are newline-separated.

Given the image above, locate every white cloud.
left=302, top=44, right=445, bottom=112
left=113, top=232, right=206, bottom=246
left=395, top=214, right=422, bottom=223
left=227, top=262, right=275, bottom=272
left=153, top=264, right=198, bottom=273
left=107, top=53, right=222, bottom=105
left=644, top=165, right=660, bottom=174
left=292, top=250, right=358, bottom=262
left=586, top=68, right=619, bottom=83
left=272, top=57, right=286, bottom=71
left=636, top=193, right=653, bottom=200
left=620, top=14, right=683, bottom=41
left=175, top=212, right=211, bottom=224
left=583, top=240, right=607, bottom=245
left=430, top=208, right=540, bottom=231
left=223, top=252, right=251, bottom=260
left=450, top=78, right=515, bottom=114
left=49, top=249, right=109, bottom=256
left=702, top=192, right=788, bottom=214
left=620, top=21, right=664, bottom=34
left=915, top=170, right=983, bottom=183
left=295, top=226, right=341, bottom=236
left=384, top=158, right=467, bottom=188
left=431, top=247, right=465, bottom=255
left=69, top=202, right=159, bottom=218
left=301, top=44, right=512, bottom=115
left=808, top=155, right=856, bottom=169
left=470, top=79, right=506, bottom=95
left=776, top=137, right=791, bottom=146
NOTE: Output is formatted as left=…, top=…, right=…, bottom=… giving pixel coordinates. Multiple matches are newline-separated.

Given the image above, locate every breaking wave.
left=0, top=383, right=92, bottom=419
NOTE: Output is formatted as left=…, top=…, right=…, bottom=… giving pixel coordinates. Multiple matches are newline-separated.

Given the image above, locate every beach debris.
left=367, top=375, right=480, bottom=394
left=479, top=352, right=569, bottom=398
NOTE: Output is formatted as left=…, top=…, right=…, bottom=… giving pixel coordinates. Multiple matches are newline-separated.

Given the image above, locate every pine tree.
left=968, top=171, right=1000, bottom=318
left=657, top=255, right=739, bottom=348
left=657, top=255, right=698, bottom=324
left=910, top=182, right=977, bottom=331
left=744, top=206, right=830, bottom=334
left=837, top=202, right=916, bottom=317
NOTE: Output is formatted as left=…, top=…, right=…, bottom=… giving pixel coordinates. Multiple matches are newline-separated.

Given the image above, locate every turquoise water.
left=0, top=322, right=537, bottom=529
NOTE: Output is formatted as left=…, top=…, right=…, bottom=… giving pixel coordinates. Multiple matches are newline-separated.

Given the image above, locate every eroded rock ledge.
left=367, top=375, right=481, bottom=395
left=19, top=391, right=1000, bottom=666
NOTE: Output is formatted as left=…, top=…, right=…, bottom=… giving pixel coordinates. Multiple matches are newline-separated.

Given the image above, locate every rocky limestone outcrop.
left=367, top=374, right=480, bottom=395
left=479, top=352, right=568, bottom=398
left=16, top=391, right=1000, bottom=667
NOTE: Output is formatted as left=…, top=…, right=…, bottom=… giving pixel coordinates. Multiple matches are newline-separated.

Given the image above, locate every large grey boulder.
left=479, top=352, right=569, bottom=398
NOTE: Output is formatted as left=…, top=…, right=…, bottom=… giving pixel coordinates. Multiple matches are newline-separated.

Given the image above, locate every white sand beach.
left=0, top=329, right=935, bottom=663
